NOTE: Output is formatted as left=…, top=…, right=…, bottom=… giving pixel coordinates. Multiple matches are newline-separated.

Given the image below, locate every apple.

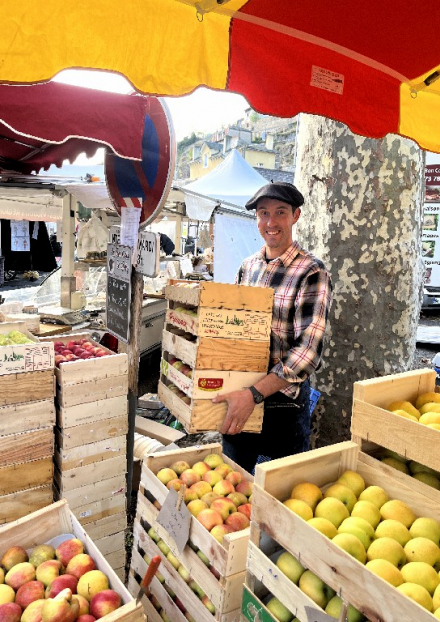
left=45, top=574, right=78, bottom=598
left=325, top=596, right=364, bottom=622
left=192, top=462, right=211, bottom=477
left=149, top=594, right=161, bottom=611
left=188, top=580, right=205, bottom=599
left=324, top=483, right=357, bottom=513
left=380, top=499, right=417, bottom=528
left=157, top=540, right=170, bottom=556
left=65, top=554, right=96, bottom=580
left=181, top=396, right=191, bottom=405
left=166, top=552, right=180, bottom=570
left=0, top=603, right=22, bottom=622
left=299, top=570, right=336, bottom=609
left=36, top=560, right=63, bottom=587
left=77, top=571, right=109, bottom=602
left=283, top=498, right=313, bottom=521
left=29, top=545, right=56, bottom=568
left=156, top=468, right=178, bottom=486
left=179, top=365, right=192, bottom=377
left=358, top=485, right=389, bottom=509
left=401, top=561, right=440, bottom=595
left=410, top=517, right=440, bottom=545
left=1, top=547, right=28, bottom=571
left=203, top=471, right=223, bottom=487
left=314, top=497, right=350, bottom=528
left=201, top=595, right=215, bottom=614
left=197, top=509, right=223, bottom=531
left=90, top=590, right=122, bottom=619
left=332, top=533, right=367, bottom=564
left=276, top=551, right=305, bottom=584
left=0, top=585, right=15, bottom=605
left=404, top=537, right=440, bottom=565
left=173, top=361, right=184, bottom=371
left=21, top=600, right=46, bottom=622
left=200, top=492, right=221, bottom=506
left=189, top=481, right=212, bottom=499
left=225, top=471, right=242, bottom=486
left=367, top=537, right=406, bottom=568
left=180, top=469, right=201, bottom=487
left=174, top=597, right=187, bottom=614
left=5, top=563, right=36, bottom=590
left=212, top=479, right=235, bottom=497
left=56, top=539, right=84, bottom=567
left=77, top=616, right=97, bottom=622
left=227, top=492, right=248, bottom=508
left=366, top=559, right=404, bottom=587
left=166, top=479, right=183, bottom=491
left=41, top=588, right=80, bottom=622
left=396, top=583, right=433, bottom=612
left=72, top=594, right=89, bottom=616
left=210, top=498, right=237, bottom=520
left=375, top=519, right=411, bottom=546
left=214, top=463, right=234, bottom=478
left=170, top=461, right=191, bottom=476
left=351, top=500, right=381, bottom=529
left=266, top=598, right=295, bottom=622
left=225, top=512, right=250, bottom=532
left=183, top=489, right=199, bottom=504
left=235, top=480, right=253, bottom=498
left=15, top=581, right=45, bottom=608
left=237, top=503, right=252, bottom=520
left=290, top=482, right=323, bottom=511
left=147, top=527, right=160, bottom=543
left=337, top=470, right=366, bottom=497
left=307, top=517, right=338, bottom=539
left=177, top=565, right=191, bottom=583
left=153, top=499, right=162, bottom=510
left=187, top=500, right=209, bottom=517
left=168, top=356, right=177, bottom=366
left=55, top=355, right=67, bottom=366
left=337, top=523, right=373, bottom=551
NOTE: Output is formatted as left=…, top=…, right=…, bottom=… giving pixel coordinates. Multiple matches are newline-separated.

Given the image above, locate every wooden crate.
left=162, top=328, right=270, bottom=372
left=0, top=399, right=55, bottom=436
left=56, top=374, right=128, bottom=408
left=53, top=488, right=126, bottom=525
left=0, top=457, right=53, bottom=495
left=0, top=484, right=53, bottom=525
left=165, top=280, right=273, bottom=313
left=0, top=427, right=53, bottom=467
left=142, top=443, right=251, bottom=578
left=105, top=548, right=127, bottom=571
left=0, top=500, right=144, bottom=622
left=54, top=472, right=126, bottom=511
left=94, top=530, right=126, bottom=557
left=158, top=380, right=263, bottom=434
left=0, top=369, right=54, bottom=406
left=55, top=435, right=127, bottom=471
left=57, top=394, right=127, bottom=429
left=351, top=368, right=440, bottom=472
left=252, top=440, right=440, bottom=622
left=84, top=511, right=127, bottom=541
left=0, top=321, right=54, bottom=375
left=127, top=576, right=163, bottom=622
left=56, top=415, right=128, bottom=450
left=54, top=454, right=126, bottom=493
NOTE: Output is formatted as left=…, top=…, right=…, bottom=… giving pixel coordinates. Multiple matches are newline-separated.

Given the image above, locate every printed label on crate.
left=156, top=487, right=191, bottom=554
left=0, top=344, right=54, bottom=375
left=198, top=308, right=270, bottom=340
left=242, top=587, right=274, bottom=622
left=167, top=309, right=197, bottom=334
left=197, top=377, right=224, bottom=391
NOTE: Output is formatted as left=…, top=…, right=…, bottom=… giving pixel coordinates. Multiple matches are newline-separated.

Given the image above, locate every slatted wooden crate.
left=54, top=455, right=126, bottom=493
left=0, top=427, right=53, bottom=467
left=84, top=511, right=127, bottom=541
left=54, top=472, right=126, bottom=511
left=351, top=368, right=440, bottom=473
left=251, top=440, right=440, bottom=622
left=55, top=435, right=127, bottom=471
left=0, top=398, right=55, bottom=436
left=57, top=394, right=127, bottom=428
left=0, top=484, right=53, bottom=525
left=0, top=500, right=144, bottom=622
left=0, top=321, right=54, bottom=375
left=0, top=369, right=55, bottom=406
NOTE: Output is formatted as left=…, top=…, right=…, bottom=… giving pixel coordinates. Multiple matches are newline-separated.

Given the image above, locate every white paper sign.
left=136, top=231, right=160, bottom=277
left=11, top=220, right=30, bottom=252
left=120, top=206, right=142, bottom=249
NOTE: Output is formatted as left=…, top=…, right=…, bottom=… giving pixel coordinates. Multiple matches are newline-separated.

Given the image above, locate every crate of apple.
left=0, top=538, right=123, bottom=622
left=54, top=340, right=110, bottom=368
left=155, top=453, right=252, bottom=543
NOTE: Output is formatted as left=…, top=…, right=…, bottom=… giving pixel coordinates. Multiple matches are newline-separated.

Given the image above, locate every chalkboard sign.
left=106, top=243, right=131, bottom=343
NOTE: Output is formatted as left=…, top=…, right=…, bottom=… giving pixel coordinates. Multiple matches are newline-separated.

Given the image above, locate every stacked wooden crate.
left=41, top=332, right=129, bottom=580
left=158, top=280, right=273, bottom=433
left=243, top=441, right=440, bottom=622
left=0, top=322, right=55, bottom=524
left=128, top=443, right=252, bottom=622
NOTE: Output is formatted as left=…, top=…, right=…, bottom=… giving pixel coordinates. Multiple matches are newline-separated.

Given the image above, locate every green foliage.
left=177, top=132, right=198, bottom=153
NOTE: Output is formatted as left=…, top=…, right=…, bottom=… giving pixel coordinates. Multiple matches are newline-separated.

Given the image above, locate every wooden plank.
left=57, top=395, right=127, bottom=429
left=0, top=485, right=53, bottom=525
left=0, top=428, right=53, bottom=467
left=162, top=329, right=270, bottom=372
left=0, top=457, right=53, bottom=495
left=105, top=548, right=126, bottom=571
left=32, top=323, right=72, bottom=337
left=55, top=435, right=126, bottom=471
left=0, top=500, right=143, bottom=622
left=57, top=375, right=128, bottom=408
left=94, top=530, right=126, bottom=557
left=0, top=399, right=55, bottom=436
left=165, top=280, right=273, bottom=312
left=0, top=369, right=54, bottom=406
left=75, top=495, right=127, bottom=525
left=352, top=368, right=435, bottom=407
left=84, top=512, right=127, bottom=541
left=54, top=455, right=127, bottom=493
left=56, top=415, right=128, bottom=450
left=56, top=474, right=126, bottom=510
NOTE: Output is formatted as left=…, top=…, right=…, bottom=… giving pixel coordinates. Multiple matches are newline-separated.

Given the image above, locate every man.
left=159, top=232, right=175, bottom=256
left=212, top=182, right=332, bottom=473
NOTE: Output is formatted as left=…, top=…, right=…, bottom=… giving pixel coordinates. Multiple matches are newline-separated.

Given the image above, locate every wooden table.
left=31, top=323, right=72, bottom=337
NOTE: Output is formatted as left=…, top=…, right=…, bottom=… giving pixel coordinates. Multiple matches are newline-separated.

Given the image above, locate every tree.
left=294, top=114, right=425, bottom=446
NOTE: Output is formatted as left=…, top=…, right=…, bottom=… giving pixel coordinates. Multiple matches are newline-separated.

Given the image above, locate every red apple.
left=168, top=356, right=177, bottom=366
left=0, top=603, right=22, bottom=622
left=209, top=565, right=221, bottom=579
left=72, top=595, right=89, bottom=616
left=89, top=590, right=122, bottom=619
left=55, top=355, right=67, bottom=366
left=189, top=481, right=212, bottom=499
left=201, top=595, right=216, bottom=614
left=210, top=498, right=237, bottom=520
left=65, top=554, right=96, bottom=580
left=45, top=574, right=78, bottom=598
left=180, top=469, right=201, bottom=487
left=210, top=524, right=234, bottom=544
left=77, top=616, right=96, bottom=622
left=214, top=463, right=234, bottom=478
left=66, top=341, right=77, bottom=350
left=166, top=479, right=183, bottom=491
left=41, top=588, right=79, bottom=622
left=5, top=563, right=36, bottom=590
left=196, top=509, right=223, bottom=531
left=203, top=471, right=223, bottom=487
left=237, top=503, right=252, bottom=520
left=235, top=481, right=253, bottom=498
left=35, top=560, right=63, bottom=587
left=15, top=581, right=45, bottom=609
left=212, top=479, right=235, bottom=497
left=174, top=597, right=187, bottom=614
left=56, top=539, right=84, bottom=567
left=225, top=512, right=250, bottom=531
left=226, top=471, right=243, bottom=486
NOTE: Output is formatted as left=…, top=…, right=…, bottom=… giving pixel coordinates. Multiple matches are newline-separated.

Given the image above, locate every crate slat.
left=55, top=473, right=126, bottom=510
left=0, top=485, right=53, bottom=525
left=165, top=280, right=273, bottom=313
left=94, top=530, right=126, bottom=557
left=56, top=415, right=128, bottom=450
left=57, top=395, right=127, bottom=429
left=54, top=455, right=127, bottom=493
left=56, top=375, right=128, bottom=408
left=0, top=369, right=54, bottom=406
left=55, top=435, right=126, bottom=471
left=0, top=399, right=55, bottom=436
left=0, top=428, right=53, bottom=466
left=0, top=457, right=53, bottom=495
left=84, top=512, right=127, bottom=541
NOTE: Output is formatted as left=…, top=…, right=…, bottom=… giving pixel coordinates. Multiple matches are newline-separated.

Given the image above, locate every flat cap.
left=245, top=181, right=304, bottom=211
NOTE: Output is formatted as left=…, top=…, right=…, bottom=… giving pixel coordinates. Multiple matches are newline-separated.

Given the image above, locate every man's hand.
left=212, top=389, right=254, bottom=435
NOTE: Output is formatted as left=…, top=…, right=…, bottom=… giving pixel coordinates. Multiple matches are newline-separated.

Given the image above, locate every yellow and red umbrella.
left=2, top=1, right=440, bottom=151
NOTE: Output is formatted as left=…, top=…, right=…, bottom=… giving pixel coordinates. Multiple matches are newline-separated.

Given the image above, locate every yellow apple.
left=366, top=559, right=404, bottom=587
left=375, top=519, right=411, bottom=547
left=332, top=533, right=367, bottom=564
left=276, top=551, right=305, bottom=585
left=401, top=562, right=440, bottom=595
left=351, top=500, right=381, bottom=529
left=390, top=410, right=418, bottom=423
left=396, top=582, right=433, bottom=612
left=358, top=485, right=389, bottom=509
left=381, top=457, right=410, bottom=474
left=290, top=482, right=322, bottom=511
left=408, top=461, right=439, bottom=477
left=410, top=517, right=440, bottom=546
left=266, top=597, right=294, bottom=622
left=366, top=537, right=406, bottom=568
left=337, top=470, right=365, bottom=497
left=433, top=583, right=440, bottom=610
left=340, top=516, right=375, bottom=539
left=299, top=570, right=336, bottom=609
left=325, top=596, right=365, bottom=622
left=324, top=483, right=357, bottom=513
left=282, top=498, right=313, bottom=521
left=420, top=412, right=440, bottom=426
left=307, top=517, right=338, bottom=539
left=434, top=608, right=440, bottom=620
left=337, top=523, right=373, bottom=551
left=415, top=392, right=440, bottom=410
left=419, top=403, right=440, bottom=415
left=387, top=400, right=421, bottom=419
left=379, top=499, right=416, bottom=528
left=314, top=497, right=349, bottom=528
left=404, top=537, right=440, bottom=566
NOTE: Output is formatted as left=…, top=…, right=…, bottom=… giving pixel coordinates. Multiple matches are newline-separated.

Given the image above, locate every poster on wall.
left=422, top=162, right=440, bottom=286
left=11, top=220, right=30, bottom=252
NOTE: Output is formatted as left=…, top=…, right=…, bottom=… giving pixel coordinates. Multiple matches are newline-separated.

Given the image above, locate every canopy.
left=0, top=82, right=150, bottom=173
left=178, top=149, right=267, bottom=219
left=1, top=2, right=440, bottom=152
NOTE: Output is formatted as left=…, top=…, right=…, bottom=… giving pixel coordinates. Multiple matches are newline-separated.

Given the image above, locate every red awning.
left=0, top=82, right=150, bottom=174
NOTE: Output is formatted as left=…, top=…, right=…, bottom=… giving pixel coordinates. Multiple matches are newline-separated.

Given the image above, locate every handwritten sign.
left=106, top=243, right=131, bottom=343
left=136, top=231, right=160, bottom=277
left=156, top=487, right=191, bottom=554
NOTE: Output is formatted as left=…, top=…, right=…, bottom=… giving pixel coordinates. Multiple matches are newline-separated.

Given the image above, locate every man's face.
left=256, top=198, right=300, bottom=259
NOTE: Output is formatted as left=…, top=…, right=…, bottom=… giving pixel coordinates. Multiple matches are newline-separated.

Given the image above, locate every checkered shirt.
left=237, top=242, right=333, bottom=399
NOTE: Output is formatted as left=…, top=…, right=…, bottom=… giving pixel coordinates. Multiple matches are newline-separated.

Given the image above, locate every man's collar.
left=259, top=242, right=301, bottom=266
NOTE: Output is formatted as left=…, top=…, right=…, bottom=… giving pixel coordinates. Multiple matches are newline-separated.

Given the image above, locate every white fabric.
left=0, top=187, right=63, bottom=221
left=76, top=212, right=109, bottom=258
left=213, top=213, right=261, bottom=284
left=62, top=182, right=113, bottom=211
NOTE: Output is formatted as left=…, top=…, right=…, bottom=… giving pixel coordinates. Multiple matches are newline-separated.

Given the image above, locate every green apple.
left=433, top=583, right=440, bottom=610
left=375, top=519, right=411, bottom=547
left=337, top=470, right=365, bottom=497
left=396, top=583, right=433, bottom=612
left=339, top=517, right=375, bottom=540
left=325, top=596, right=365, bottom=622
left=307, top=517, right=338, bottom=539
left=299, top=570, right=336, bottom=609
left=381, top=457, right=410, bottom=474
left=351, top=500, right=381, bottom=529
left=413, top=472, right=440, bottom=489
left=358, top=485, right=389, bottom=509
left=404, top=537, right=440, bottom=566
left=324, top=483, right=357, bottom=513
left=401, top=562, right=440, bottom=595
left=332, top=533, right=367, bottom=564
left=380, top=499, right=416, bottom=528
left=266, top=597, right=294, bottom=622
left=410, top=517, right=440, bottom=545
left=365, top=559, right=404, bottom=587
left=156, top=540, right=170, bottom=556
left=314, top=497, right=349, bottom=528
left=366, top=537, right=406, bottom=568
left=337, top=523, right=373, bottom=551
left=276, top=551, right=305, bottom=584
left=408, top=461, right=439, bottom=477
left=148, top=527, right=160, bottom=543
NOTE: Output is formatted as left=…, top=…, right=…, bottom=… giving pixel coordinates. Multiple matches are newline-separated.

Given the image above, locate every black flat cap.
left=245, top=181, right=304, bottom=211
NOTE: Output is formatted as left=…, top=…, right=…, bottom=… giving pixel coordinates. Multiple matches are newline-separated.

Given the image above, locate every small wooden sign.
left=156, top=487, right=191, bottom=554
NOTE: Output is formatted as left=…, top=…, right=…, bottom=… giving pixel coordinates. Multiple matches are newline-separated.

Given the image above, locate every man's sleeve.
left=270, top=267, right=333, bottom=383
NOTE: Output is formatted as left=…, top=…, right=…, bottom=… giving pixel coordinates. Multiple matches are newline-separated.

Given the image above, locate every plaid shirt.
left=237, top=242, right=332, bottom=399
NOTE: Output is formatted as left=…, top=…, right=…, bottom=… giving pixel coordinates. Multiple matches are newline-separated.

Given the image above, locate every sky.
left=53, top=69, right=250, bottom=164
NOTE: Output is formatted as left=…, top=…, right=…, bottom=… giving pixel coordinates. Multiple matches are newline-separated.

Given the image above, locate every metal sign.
left=105, top=96, right=176, bottom=227
left=136, top=231, right=160, bottom=277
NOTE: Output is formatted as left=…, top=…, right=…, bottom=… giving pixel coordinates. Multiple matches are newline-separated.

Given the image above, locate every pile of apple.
left=387, top=391, right=440, bottom=430
left=53, top=340, right=110, bottom=368
left=282, top=469, right=440, bottom=615
left=0, top=538, right=123, bottom=622
left=379, top=451, right=440, bottom=490
left=167, top=357, right=193, bottom=380
left=143, top=542, right=215, bottom=620
left=172, top=307, right=198, bottom=319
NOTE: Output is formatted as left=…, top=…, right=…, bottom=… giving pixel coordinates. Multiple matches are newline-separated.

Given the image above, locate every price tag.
left=305, top=606, right=338, bottom=622
left=156, top=487, right=191, bottom=554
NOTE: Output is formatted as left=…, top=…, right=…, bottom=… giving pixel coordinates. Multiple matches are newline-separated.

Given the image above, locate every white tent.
left=177, top=149, right=268, bottom=220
